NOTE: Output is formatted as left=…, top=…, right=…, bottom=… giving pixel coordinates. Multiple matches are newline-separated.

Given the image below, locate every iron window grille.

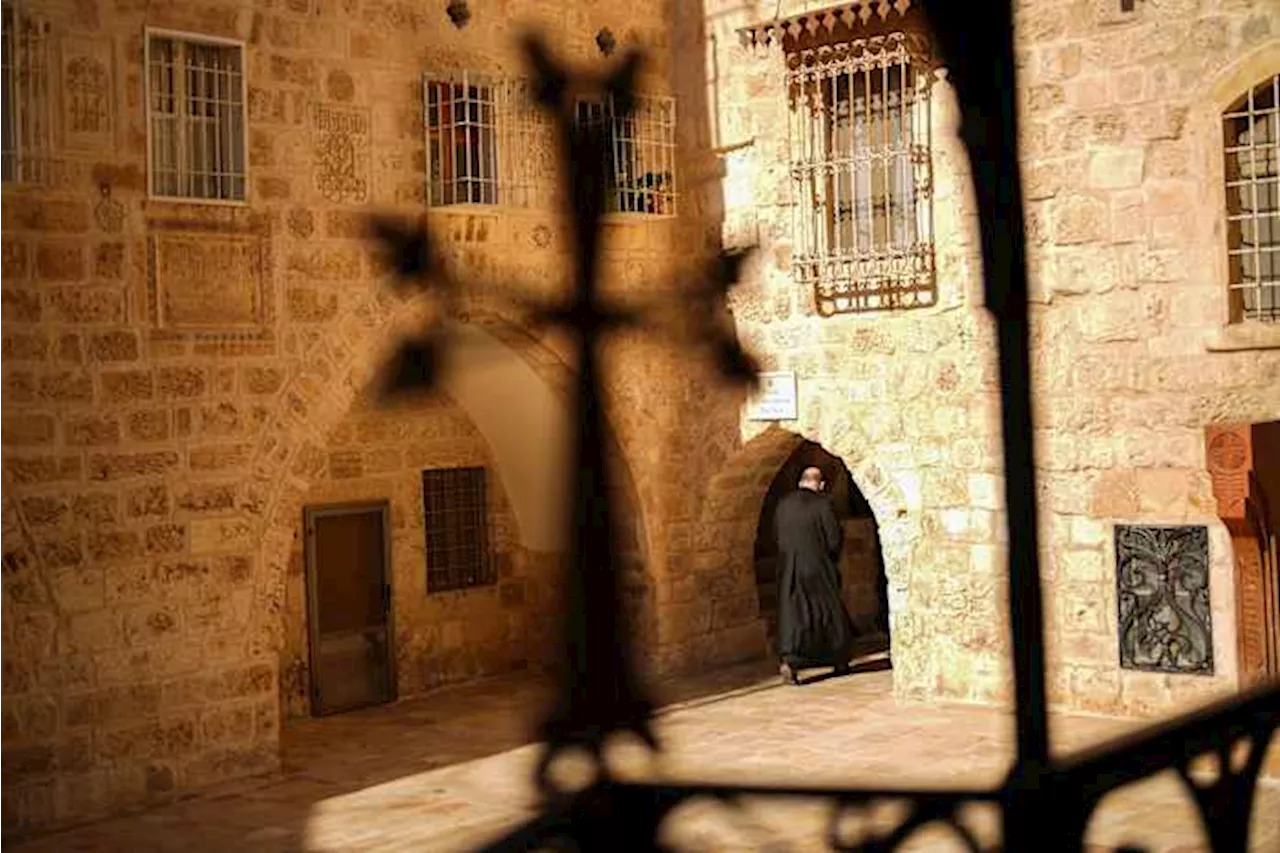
left=425, top=73, right=555, bottom=209
left=1224, top=72, right=1279, bottom=324
left=574, top=93, right=677, bottom=217
left=421, top=466, right=496, bottom=594
left=1, top=1, right=52, bottom=185
left=788, top=32, right=936, bottom=316
left=144, top=30, right=247, bottom=203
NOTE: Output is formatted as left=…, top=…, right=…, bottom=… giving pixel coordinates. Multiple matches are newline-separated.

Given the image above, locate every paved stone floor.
left=12, top=658, right=1280, bottom=852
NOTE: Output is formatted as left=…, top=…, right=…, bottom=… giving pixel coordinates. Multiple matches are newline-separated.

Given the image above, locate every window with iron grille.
left=421, top=467, right=495, bottom=594
left=145, top=30, right=247, bottom=202
left=1223, top=73, right=1279, bottom=324
left=1, top=2, right=52, bottom=184
left=574, top=94, right=677, bottom=216
left=788, top=32, right=935, bottom=316
left=425, top=74, right=556, bottom=209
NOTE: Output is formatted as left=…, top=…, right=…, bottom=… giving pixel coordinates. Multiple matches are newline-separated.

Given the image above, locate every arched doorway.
left=752, top=440, right=891, bottom=661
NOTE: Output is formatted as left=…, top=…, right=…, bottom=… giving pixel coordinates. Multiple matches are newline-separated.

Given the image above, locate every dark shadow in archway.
left=752, top=440, right=892, bottom=664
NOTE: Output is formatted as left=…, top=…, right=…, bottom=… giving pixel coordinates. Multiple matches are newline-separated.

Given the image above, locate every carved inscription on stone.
left=1115, top=524, right=1213, bottom=676
left=312, top=103, right=371, bottom=204
left=60, top=38, right=114, bottom=150
left=148, top=231, right=268, bottom=330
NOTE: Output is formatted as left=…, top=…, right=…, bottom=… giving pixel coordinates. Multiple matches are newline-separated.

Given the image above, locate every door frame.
left=302, top=499, right=398, bottom=717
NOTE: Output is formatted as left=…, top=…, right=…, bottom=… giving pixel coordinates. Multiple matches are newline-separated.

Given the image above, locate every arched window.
left=1223, top=73, right=1279, bottom=324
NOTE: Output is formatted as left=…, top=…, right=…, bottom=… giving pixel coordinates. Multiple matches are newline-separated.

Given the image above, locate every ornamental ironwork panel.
left=1116, top=524, right=1214, bottom=676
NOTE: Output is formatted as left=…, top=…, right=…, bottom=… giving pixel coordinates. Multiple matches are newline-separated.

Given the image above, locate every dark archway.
left=752, top=440, right=891, bottom=659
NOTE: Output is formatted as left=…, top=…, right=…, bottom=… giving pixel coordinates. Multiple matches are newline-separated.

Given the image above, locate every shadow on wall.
left=752, top=441, right=892, bottom=654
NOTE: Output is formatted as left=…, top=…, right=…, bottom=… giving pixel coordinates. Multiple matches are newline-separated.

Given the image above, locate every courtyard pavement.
left=11, top=658, right=1280, bottom=852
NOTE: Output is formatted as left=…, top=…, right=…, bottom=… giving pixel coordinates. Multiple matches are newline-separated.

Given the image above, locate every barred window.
left=1224, top=73, right=1279, bottom=324
left=575, top=94, right=677, bottom=216
left=1, top=2, right=52, bottom=184
left=422, top=467, right=495, bottom=594
left=788, top=33, right=935, bottom=316
left=425, top=74, right=554, bottom=209
left=145, top=31, right=247, bottom=202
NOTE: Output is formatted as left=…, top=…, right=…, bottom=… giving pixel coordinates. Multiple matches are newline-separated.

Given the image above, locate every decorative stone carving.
left=312, top=103, right=371, bottom=204
left=532, top=224, right=552, bottom=249
left=1206, top=425, right=1252, bottom=522
left=1115, top=524, right=1213, bottom=676
left=145, top=218, right=276, bottom=353
left=59, top=37, right=114, bottom=150
left=94, top=184, right=125, bottom=233
left=287, top=207, right=315, bottom=240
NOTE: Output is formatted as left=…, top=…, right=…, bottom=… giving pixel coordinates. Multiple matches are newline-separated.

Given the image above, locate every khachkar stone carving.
left=313, top=103, right=371, bottom=203
left=60, top=37, right=114, bottom=150
left=1116, top=524, right=1214, bottom=676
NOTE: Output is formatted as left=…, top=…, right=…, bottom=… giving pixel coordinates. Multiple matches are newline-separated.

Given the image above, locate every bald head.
left=798, top=466, right=825, bottom=492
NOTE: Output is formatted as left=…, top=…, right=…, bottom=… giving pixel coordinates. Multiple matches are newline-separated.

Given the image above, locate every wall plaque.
left=312, top=103, right=371, bottom=204
left=1115, top=524, right=1213, bottom=676
left=746, top=371, right=798, bottom=421
left=144, top=218, right=275, bottom=354
left=150, top=233, right=267, bottom=329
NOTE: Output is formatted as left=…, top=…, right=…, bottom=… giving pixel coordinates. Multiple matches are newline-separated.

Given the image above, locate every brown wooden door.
left=304, top=501, right=396, bottom=715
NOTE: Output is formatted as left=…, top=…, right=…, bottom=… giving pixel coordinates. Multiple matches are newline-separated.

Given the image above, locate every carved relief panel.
left=58, top=36, right=115, bottom=151
left=1206, top=423, right=1280, bottom=687
left=144, top=217, right=276, bottom=352
left=312, top=103, right=372, bottom=204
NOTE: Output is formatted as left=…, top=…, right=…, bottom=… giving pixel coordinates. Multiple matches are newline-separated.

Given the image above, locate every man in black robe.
left=775, top=466, right=857, bottom=685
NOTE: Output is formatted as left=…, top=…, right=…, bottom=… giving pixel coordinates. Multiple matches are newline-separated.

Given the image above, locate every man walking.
left=775, top=466, right=857, bottom=685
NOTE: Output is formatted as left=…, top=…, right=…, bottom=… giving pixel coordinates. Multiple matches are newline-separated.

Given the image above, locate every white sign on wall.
left=746, top=371, right=798, bottom=421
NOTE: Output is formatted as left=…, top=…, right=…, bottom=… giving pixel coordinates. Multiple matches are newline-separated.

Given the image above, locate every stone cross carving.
left=368, top=34, right=760, bottom=798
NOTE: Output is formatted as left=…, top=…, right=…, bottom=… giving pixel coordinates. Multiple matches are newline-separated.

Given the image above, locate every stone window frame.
left=572, top=92, right=679, bottom=218
left=1200, top=42, right=1280, bottom=353
left=1221, top=73, right=1278, bottom=326
left=1, top=0, right=53, bottom=185
left=784, top=28, right=937, bottom=316
left=143, top=27, right=249, bottom=205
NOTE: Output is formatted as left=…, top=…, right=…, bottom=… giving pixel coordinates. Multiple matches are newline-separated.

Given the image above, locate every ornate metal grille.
left=1224, top=72, right=1279, bottom=323
left=0, top=1, right=52, bottom=185
left=1116, top=525, right=1214, bottom=676
left=427, top=74, right=556, bottom=209
left=788, top=32, right=935, bottom=315
left=145, top=31, right=247, bottom=202
left=421, top=466, right=495, bottom=594
left=575, top=93, right=677, bottom=216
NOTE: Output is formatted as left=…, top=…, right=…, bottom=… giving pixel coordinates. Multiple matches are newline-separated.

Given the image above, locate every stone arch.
left=240, top=288, right=652, bottom=670
left=684, top=421, right=919, bottom=679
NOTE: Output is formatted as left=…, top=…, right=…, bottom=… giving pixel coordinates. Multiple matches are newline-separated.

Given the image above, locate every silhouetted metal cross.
left=369, top=34, right=760, bottom=801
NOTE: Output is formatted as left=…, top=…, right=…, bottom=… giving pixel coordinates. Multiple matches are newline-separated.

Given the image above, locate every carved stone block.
left=144, top=219, right=275, bottom=353
left=59, top=36, right=115, bottom=151
left=312, top=103, right=371, bottom=204
left=1115, top=524, right=1213, bottom=676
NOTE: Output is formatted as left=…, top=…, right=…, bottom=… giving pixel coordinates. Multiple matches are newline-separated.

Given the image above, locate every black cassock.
left=775, top=488, right=857, bottom=669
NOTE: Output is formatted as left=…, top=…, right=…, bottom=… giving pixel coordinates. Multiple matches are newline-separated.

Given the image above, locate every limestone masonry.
left=2, top=0, right=1278, bottom=838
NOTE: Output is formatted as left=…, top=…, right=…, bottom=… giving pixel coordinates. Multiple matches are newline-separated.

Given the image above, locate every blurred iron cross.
left=368, top=34, right=760, bottom=802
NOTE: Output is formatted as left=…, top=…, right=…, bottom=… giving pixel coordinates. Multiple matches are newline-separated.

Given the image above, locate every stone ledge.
left=1203, top=322, right=1280, bottom=353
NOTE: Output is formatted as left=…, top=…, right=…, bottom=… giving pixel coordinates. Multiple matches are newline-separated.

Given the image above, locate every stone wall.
left=279, top=392, right=555, bottom=721
left=701, top=0, right=1280, bottom=715
left=0, top=0, right=704, bottom=836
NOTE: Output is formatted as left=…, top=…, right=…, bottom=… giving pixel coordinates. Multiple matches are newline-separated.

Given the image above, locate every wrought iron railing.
left=367, top=3, right=1280, bottom=849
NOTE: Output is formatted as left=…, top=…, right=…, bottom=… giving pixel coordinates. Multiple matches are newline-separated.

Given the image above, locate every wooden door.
left=304, top=501, right=396, bottom=716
